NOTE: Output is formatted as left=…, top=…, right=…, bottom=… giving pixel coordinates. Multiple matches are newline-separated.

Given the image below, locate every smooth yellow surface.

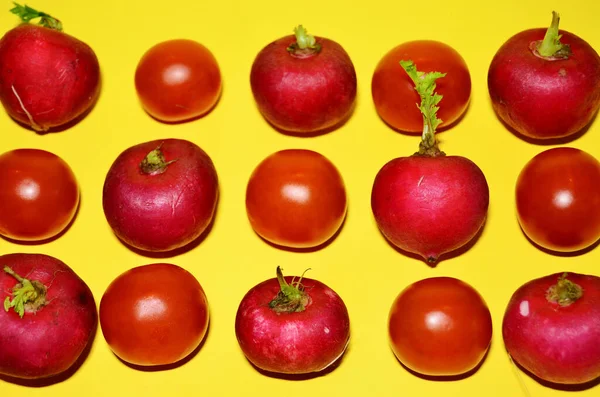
left=1, top=0, right=599, bottom=396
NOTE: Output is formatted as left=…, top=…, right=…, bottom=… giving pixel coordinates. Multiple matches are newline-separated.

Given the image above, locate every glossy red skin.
left=246, top=149, right=347, bottom=248
left=488, top=28, right=600, bottom=139
left=135, top=39, right=221, bottom=122
left=516, top=147, right=600, bottom=252
left=235, top=275, right=350, bottom=374
left=102, top=139, right=218, bottom=252
left=99, top=263, right=209, bottom=366
left=503, top=272, right=600, bottom=384
left=388, top=277, right=492, bottom=376
left=250, top=34, right=357, bottom=133
left=0, top=24, right=100, bottom=132
left=0, top=253, right=97, bottom=379
left=371, top=155, right=489, bottom=263
left=0, top=149, right=79, bottom=241
left=372, top=40, right=471, bottom=133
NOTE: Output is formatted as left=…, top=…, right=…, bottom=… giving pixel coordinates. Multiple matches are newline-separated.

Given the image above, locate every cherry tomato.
left=99, top=263, right=209, bottom=366
left=371, top=40, right=471, bottom=133
left=135, top=39, right=221, bottom=122
left=388, top=277, right=492, bottom=377
left=246, top=149, right=347, bottom=249
left=0, top=149, right=79, bottom=241
left=516, top=147, right=600, bottom=252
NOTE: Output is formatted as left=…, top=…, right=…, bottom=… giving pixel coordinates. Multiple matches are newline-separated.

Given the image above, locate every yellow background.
left=1, top=0, right=599, bottom=395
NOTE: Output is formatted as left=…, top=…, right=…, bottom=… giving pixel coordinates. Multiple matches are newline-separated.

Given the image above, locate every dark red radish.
left=503, top=272, right=600, bottom=385
left=488, top=11, right=600, bottom=140
left=0, top=4, right=100, bottom=132
left=235, top=267, right=350, bottom=374
left=371, top=60, right=489, bottom=264
left=0, top=253, right=97, bottom=379
left=102, top=139, right=219, bottom=253
left=250, top=25, right=357, bottom=134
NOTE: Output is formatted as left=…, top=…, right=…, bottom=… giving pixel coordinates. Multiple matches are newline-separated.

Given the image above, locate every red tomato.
left=99, top=263, right=209, bottom=366
left=371, top=40, right=471, bottom=133
left=0, top=149, right=79, bottom=241
left=245, top=149, right=347, bottom=248
left=516, top=147, right=600, bottom=252
left=135, top=39, right=221, bottom=122
left=388, top=277, right=492, bottom=377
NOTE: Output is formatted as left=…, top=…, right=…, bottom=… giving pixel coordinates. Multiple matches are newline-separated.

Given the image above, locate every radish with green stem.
left=488, top=11, right=600, bottom=140
left=0, top=253, right=97, bottom=379
left=0, top=3, right=100, bottom=132
left=371, top=60, right=489, bottom=264
left=503, top=272, right=600, bottom=385
left=250, top=25, right=357, bottom=134
left=235, top=267, right=350, bottom=374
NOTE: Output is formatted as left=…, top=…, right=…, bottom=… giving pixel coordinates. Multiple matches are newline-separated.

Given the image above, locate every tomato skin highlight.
left=503, top=272, right=600, bottom=384
left=488, top=28, right=600, bottom=139
left=516, top=147, right=600, bottom=252
left=0, top=149, right=79, bottom=241
left=0, top=24, right=101, bottom=132
left=235, top=275, right=350, bottom=374
left=99, top=263, right=209, bottom=366
left=245, top=149, right=347, bottom=248
left=372, top=40, right=471, bottom=133
left=388, top=277, right=492, bottom=377
left=135, top=39, right=222, bottom=122
left=0, top=253, right=97, bottom=379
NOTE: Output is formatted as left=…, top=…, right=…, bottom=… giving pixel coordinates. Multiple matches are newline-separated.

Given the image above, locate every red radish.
left=503, top=272, right=600, bottom=385
left=102, top=139, right=219, bottom=253
left=371, top=60, right=489, bottom=264
left=0, top=253, right=97, bottom=379
left=250, top=25, right=357, bottom=134
left=488, top=11, right=600, bottom=140
left=235, top=267, right=350, bottom=374
left=0, top=4, right=100, bottom=132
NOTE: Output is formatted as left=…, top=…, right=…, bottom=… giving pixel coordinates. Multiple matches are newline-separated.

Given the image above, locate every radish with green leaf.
left=0, top=253, right=97, bottom=379
left=488, top=11, right=600, bottom=140
left=371, top=60, right=489, bottom=264
left=250, top=25, right=357, bottom=134
left=0, top=3, right=100, bottom=132
left=235, top=267, right=350, bottom=374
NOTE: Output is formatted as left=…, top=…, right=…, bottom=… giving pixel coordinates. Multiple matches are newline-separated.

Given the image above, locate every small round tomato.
left=388, top=277, right=492, bottom=377
left=135, top=39, right=221, bottom=122
left=372, top=40, right=471, bottom=133
left=99, top=263, right=209, bottom=366
left=516, top=147, right=600, bottom=252
left=245, top=149, right=347, bottom=249
left=0, top=149, right=79, bottom=241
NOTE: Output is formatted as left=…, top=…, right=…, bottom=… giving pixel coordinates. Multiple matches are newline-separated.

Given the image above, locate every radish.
left=250, top=25, right=357, bottom=134
left=371, top=60, right=489, bottom=264
left=503, top=272, right=600, bottom=385
left=102, top=139, right=219, bottom=253
left=0, top=3, right=100, bottom=132
left=488, top=11, right=600, bottom=140
left=235, top=267, right=350, bottom=375
left=0, top=253, right=97, bottom=380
